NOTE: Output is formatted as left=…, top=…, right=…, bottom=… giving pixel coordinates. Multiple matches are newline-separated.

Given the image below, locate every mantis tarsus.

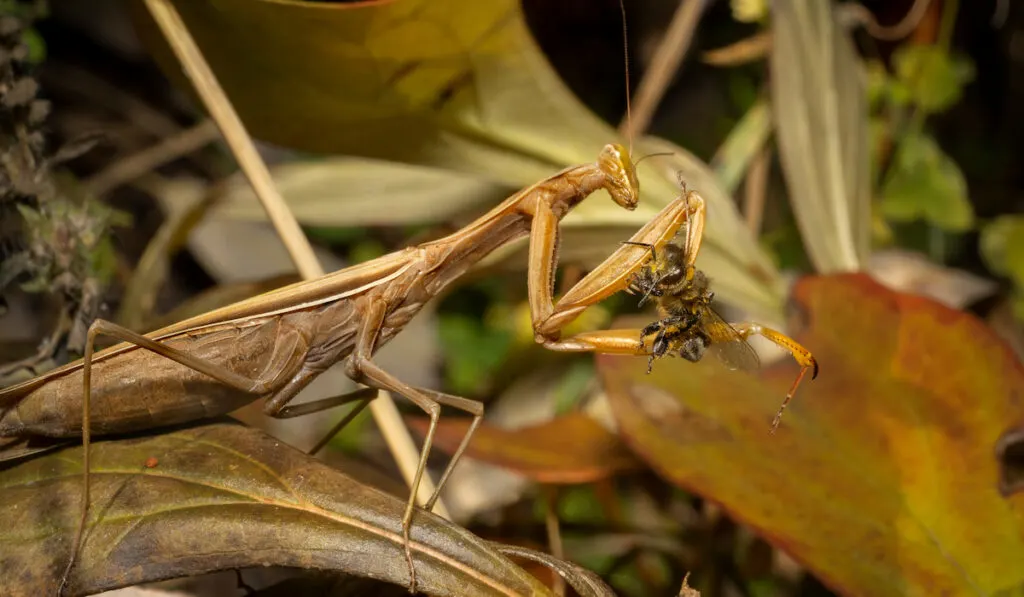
left=0, top=143, right=700, bottom=595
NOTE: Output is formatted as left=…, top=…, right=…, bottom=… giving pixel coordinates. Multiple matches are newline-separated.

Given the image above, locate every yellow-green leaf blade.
left=598, top=274, right=1024, bottom=596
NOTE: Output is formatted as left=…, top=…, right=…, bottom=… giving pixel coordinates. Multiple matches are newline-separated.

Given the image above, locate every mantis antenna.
left=619, top=0, right=634, bottom=155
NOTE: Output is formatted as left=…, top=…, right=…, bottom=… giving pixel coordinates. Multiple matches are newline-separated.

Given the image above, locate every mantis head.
left=599, top=143, right=639, bottom=211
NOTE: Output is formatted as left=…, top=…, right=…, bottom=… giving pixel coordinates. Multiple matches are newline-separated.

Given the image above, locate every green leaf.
left=711, top=98, right=771, bottom=194
left=892, top=45, right=974, bottom=114
left=554, top=486, right=606, bottom=525
left=880, top=132, right=974, bottom=231
left=0, top=421, right=556, bottom=596
left=865, top=61, right=890, bottom=108
left=981, top=215, right=1024, bottom=287
left=438, top=314, right=513, bottom=395
left=21, top=28, right=45, bottom=64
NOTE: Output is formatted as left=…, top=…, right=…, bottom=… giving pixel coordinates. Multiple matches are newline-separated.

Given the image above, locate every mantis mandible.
left=0, top=145, right=701, bottom=595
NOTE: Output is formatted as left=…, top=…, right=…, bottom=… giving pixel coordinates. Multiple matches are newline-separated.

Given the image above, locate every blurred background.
left=1, top=0, right=1023, bottom=596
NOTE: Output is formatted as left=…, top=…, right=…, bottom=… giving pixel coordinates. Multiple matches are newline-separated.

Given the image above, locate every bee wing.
left=702, top=307, right=760, bottom=371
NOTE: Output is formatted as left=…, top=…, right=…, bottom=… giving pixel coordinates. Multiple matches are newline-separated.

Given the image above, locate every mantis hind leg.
left=59, top=318, right=282, bottom=596
left=272, top=384, right=481, bottom=489
left=343, top=298, right=483, bottom=594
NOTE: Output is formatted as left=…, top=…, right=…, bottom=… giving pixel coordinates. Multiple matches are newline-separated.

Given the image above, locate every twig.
left=702, top=31, right=772, bottom=67
left=142, top=0, right=319, bottom=279
left=839, top=0, right=933, bottom=41
left=542, top=486, right=566, bottom=597
left=87, top=119, right=219, bottom=196
left=42, top=63, right=182, bottom=139
left=618, top=0, right=709, bottom=137
left=141, top=0, right=440, bottom=516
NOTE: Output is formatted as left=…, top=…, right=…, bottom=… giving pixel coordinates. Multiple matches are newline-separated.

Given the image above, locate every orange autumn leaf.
left=407, top=413, right=639, bottom=484
left=598, top=273, right=1024, bottom=597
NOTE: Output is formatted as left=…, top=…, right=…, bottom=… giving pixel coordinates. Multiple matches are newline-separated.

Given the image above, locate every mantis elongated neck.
left=420, top=164, right=608, bottom=294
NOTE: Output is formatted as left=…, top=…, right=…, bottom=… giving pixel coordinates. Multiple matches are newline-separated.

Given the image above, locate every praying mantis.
left=0, top=142, right=702, bottom=595
left=0, top=2, right=824, bottom=594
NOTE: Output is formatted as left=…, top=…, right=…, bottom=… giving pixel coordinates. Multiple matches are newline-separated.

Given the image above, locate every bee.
left=624, top=186, right=818, bottom=432
left=625, top=243, right=760, bottom=375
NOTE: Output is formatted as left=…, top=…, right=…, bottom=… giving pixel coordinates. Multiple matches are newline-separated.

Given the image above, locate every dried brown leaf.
left=0, top=421, right=554, bottom=597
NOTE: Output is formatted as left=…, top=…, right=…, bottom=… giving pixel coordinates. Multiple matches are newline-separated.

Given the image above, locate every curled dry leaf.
left=0, top=421, right=554, bottom=597
left=702, top=31, right=771, bottom=67
left=598, top=274, right=1024, bottom=597
left=406, top=413, right=639, bottom=485
left=676, top=572, right=700, bottom=597
left=490, top=542, right=616, bottom=597
left=710, top=98, right=772, bottom=195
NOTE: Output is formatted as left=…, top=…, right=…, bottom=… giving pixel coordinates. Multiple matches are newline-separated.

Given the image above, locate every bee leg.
left=644, top=331, right=665, bottom=374
left=620, top=240, right=658, bottom=264
left=640, top=320, right=663, bottom=341
left=729, top=322, right=818, bottom=433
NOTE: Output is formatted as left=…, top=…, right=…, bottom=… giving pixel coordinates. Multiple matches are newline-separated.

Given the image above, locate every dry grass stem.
left=142, top=0, right=439, bottom=515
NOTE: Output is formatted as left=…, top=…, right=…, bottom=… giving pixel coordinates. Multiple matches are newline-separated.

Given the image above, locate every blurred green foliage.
left=730, top=0, right=768, bottom=24
left=552, top=360, right=595, bottom=414
left=1, top=193, right=128, bottom=295
left=868, top=45, right=977, bottom=237
left=879, top=132, right=972, bottom=231
left=888, top=45, right=975, bottom=114
left=327, top=402, right=373, bottom=455
left=981, top=215, right=1024, bottom=319
left=0, top=1, right=45, bottom=61
left=438, top=312, right=513, bottom=396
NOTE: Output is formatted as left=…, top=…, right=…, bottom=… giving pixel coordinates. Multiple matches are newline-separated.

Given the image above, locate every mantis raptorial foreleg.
left=532, top=190, right=701, bottom=343
left=528, top=187, right=817, bottom=434
left=541, top=324, right=818, bottom=433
